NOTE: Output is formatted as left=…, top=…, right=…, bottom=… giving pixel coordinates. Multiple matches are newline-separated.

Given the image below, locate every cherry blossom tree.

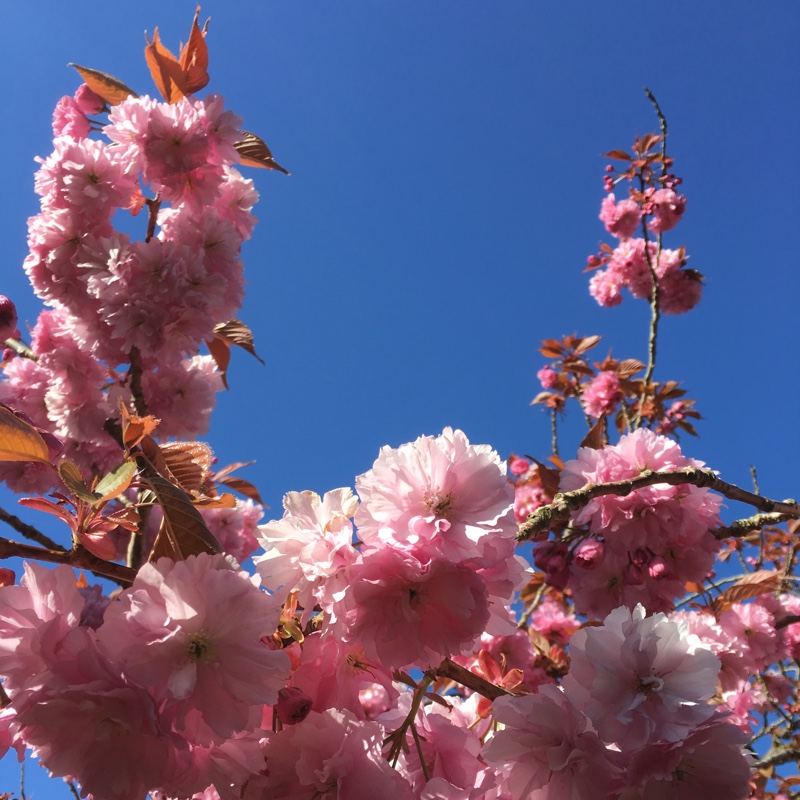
left=0, top=9, right=797, bottom=800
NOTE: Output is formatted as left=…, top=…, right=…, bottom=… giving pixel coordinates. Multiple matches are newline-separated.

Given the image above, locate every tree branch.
left=0, top=537, right=136, bottom=586
left=0, top=505, right=65, bottom=551
left=517, top=467, right=800, bottom=543
left=435, top=658, right=511, bottom=701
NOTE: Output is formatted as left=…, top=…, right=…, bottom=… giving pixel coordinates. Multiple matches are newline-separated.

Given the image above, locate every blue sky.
left=0, top=1, right=798, bottom=795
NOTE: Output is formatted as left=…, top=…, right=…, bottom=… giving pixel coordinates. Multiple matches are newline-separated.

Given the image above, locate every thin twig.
left=127, top=346, right=148, bottom=416
left=0, top=506, right=65, bottom=551
left=517, top=467, right=800, bottom=543
left=144, top=193, right=161, bottom=243
left=550, top=408, right=559, bottom=457
left=3, top=338, right=37, bottom=361
left=713, top=512, right=794, bottom=539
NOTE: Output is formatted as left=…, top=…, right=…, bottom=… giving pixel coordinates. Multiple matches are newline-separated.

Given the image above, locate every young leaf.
left=94, top=460, right=138, bottom=504
left=234, top=131, right=290, bottom=175
left=711, top=571, right=781, bottom=614
left=212, top=319, right=265, bottom=365
left=531, top=459, right=561, bottom=498
left=159, top=441, right=214, bottom=495
left=579, top=416, right=605, bottom=450
left=601, top=149, right=632, bottom=161
left=58, top=459, right=97, bottom=503
left=118, top=399, right=160, bottom=449
left=178, top=6, right=210, bottom=95
left=143, top=469, right=222, bottom=562
left=205, top=335, right=231, bottom=389
left=144, top=27, right=187, bottom=104
left=69, top=64, right=137, bottom=106
left=218, top=475, right=264, bottom=505
left=0, top=405, right=51, bottom=464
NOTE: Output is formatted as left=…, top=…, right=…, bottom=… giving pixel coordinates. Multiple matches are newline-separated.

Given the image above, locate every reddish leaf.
left=70, top=64, right=137, bottom=106
left=530, top=391, right=553, bottom=406
left=194, top=493, right=237, bottom=509
left=0, top=405, right=51, bottom=464
left=159, top=441, right=214, bottom=495
left=712, top=571, right=781, bottom=615
left=144, top=27, right=187, bottom=103
left=574, top=335, right=602, bottom=355
left=601, top=149, right=632, bottom=161
left=616, top=358, right=645, bottom=378
left=214, top=460, right=255, bottom=480
left=579, top=416, right=605, bottom=450
left=532, top=459, right=561, bottom=498
left=205, top=335, right=231, bottom=389
left=219, top=475, right=264, bottom=505
left=118, top=400, right=160, bottom=449
left=213, top=319, right=265, bottom=365
left=143, top=470, right=222, bottom=562
left=234, top=131, right=290, bottom=175
left=178, top=6, right=210, bottom=95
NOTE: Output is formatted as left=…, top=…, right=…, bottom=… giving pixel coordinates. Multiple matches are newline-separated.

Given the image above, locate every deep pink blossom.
left=581, top=369, right=623, bottom=418
left=600, top=193, right=642, bottom=239
left=647, top=188, right=686, bottom=233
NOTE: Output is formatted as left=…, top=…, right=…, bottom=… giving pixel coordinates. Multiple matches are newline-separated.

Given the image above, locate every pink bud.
left=574, top=539, right=605, bottom=570
left=275, top=686, right=313, bottom=725
left=0, top=296, right=18, bottom=341
left=509, top=457, right=530, bottom=477
left=74, top=83, right=106, bottom=115
left=537, top=367, right=558, bottom=390
left=0, top=568, right=15, bottom=587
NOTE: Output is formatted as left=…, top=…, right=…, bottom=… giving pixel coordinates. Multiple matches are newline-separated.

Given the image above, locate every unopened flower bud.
left=275, top=686, right=313, bottom=725
left=0, top=296, right=18, bottom=341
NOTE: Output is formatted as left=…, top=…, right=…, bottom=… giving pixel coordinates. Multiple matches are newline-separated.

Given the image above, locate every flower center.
left=423, top=488, right=453, bottom=517
left=187, top=630, right=216, bottom=663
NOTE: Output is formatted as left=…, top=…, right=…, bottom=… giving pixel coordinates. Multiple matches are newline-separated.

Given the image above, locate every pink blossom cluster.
left=589, top=235, right=702, bottom=314
left=0, top=83, right=259, bottom=491
left=257, top=428, right=526, bottom=670
left=0, top=556, right=290, bottom=800
left=483, top=605, right=753, bottom=799
left=671, top=594, right=800, bottom=731
left=536, top=428, right=722, bottom=616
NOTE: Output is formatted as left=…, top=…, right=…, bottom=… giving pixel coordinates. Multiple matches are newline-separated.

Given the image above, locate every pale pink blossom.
left=564, top=604, right=720, bottom=749
left=354, top=427, right=515, bottom=564
left=262, top=708, right=414, bottom=799
left=51, top=95, right=91, bottom=139
left=483, top=686, right=623, bottom=799
left=618, top=718, right=752, bottom=800
left=340, top=548, right=490, bottom=668
left=255, top=487, right=358, bottom=614
left=200, top=498, right=263, bottom=564
left=97, top=554, right=290, bottom=743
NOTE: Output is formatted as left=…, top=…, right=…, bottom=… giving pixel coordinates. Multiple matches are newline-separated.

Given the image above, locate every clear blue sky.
left=0, top=2, right=798, bottom=795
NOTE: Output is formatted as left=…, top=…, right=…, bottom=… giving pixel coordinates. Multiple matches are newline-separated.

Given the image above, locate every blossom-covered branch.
left=518, top=466, right=800, bottom=542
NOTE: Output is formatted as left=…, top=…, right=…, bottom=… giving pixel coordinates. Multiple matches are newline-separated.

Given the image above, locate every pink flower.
left=600, top=193, right=642, bottom=239
left=512, top=480, right=548, bottom=525
left=255, top=488, right=359, bottom=615
left=581, top=370, right=623, bottom=418
left=262, top=708, right=414, bottom=799
left=354, top=427, right=515, bottom=564
left=200, top=499, right=263, bottom=564
left=340, top=548, right=490, bottom=668
left=97, top=553, right=290, bottom=743
left=275, top=686, right=313, bottom=725
left=647, top=188, right=686, bottom=233
left=564, top=604, right=720, bottom=750
left=73, top=83, right=106, bottom=115
left=536, top=367, right=558, bottom=389
left=483, top=686, right=623, bottom=799
left=51, top=95, right=91, bottom=139
left=619, top=718, right=752, bottom=799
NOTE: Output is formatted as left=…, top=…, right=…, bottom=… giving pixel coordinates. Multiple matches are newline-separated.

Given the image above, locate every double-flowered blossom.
left=2, top=86, right=261, bottom=489
left=97, top=553, right=290, bottom=744
left=554, top=427, right=722, bottom=616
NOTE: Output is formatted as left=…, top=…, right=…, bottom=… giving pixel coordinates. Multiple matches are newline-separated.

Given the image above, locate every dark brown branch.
left=128, top=346, right=149, bottom=416
left=144, top=193, right=161, bottom=244
left=517, top=467, right=800, bottom=543
left=435, top=658, right=511, bottom=701
left=0, top=537, right=136, bottom=586
left=0, top=505, right=65, bottom=551
left=776, top=614, right=800, bottom=631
